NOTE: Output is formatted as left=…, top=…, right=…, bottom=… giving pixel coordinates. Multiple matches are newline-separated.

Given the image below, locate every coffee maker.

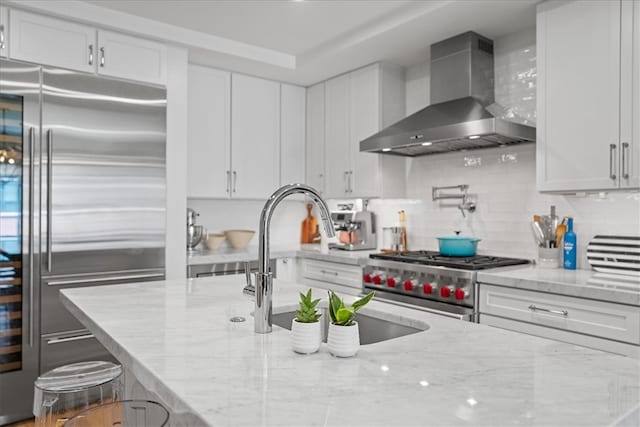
left=328, top=201, right=376, bottom=251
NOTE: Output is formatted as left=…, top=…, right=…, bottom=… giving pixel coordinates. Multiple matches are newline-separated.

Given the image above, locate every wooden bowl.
left=204, top=233, right=225, bottom=251
left=224, top=230, right=255, bottom=249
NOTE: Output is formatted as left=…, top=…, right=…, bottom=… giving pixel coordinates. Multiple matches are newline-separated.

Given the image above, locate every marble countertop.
left=61, top=276, right=639, bottom=426
left=478, top=266, right=640, bottom=306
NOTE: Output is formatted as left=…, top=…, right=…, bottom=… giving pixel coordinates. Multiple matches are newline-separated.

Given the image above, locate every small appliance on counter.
left=328, top=201, right=376, bottom=251
left=187, top=208, right=204, bottom=251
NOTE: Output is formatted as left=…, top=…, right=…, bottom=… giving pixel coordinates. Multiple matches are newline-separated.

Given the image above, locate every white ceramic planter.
left=291, top=319, right=322, bottom=354
left=327, top=321, right=360, bottom=357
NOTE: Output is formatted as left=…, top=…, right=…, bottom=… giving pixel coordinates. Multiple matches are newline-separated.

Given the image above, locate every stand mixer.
left=186, top=208, right=204, bottom=251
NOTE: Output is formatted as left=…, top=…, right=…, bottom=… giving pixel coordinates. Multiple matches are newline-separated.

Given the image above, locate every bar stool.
left=33, top=361, right=123, bottom=427
left=63, top=400, right=169, bottom=427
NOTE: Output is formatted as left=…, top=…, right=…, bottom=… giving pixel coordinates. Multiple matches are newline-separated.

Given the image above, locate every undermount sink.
left=272, top=308, right=428, bottom=345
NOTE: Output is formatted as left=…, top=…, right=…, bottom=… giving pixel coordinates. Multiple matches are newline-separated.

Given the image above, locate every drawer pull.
left=528, top=304, right=568, bottom=317
left=320, top=270, right=338, bottom=276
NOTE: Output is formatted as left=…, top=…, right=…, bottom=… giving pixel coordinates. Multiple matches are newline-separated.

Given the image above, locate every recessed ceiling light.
left=421, top=142, right=432, bottom=146
left=382, top=148, right=392, bottom=152
left=468, top=135, right=480, bottom=140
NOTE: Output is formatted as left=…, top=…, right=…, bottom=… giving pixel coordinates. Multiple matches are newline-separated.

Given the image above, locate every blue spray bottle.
left=563, top=217, right=577, bottom=270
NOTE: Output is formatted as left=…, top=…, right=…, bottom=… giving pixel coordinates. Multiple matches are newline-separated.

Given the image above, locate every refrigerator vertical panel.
left=0, top=59, right=41, bottom=425
left=41, top=68, right=166, bottom=276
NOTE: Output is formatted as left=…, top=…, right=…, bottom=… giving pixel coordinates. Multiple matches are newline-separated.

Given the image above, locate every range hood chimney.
left=360, top=31, right=535, bottom=156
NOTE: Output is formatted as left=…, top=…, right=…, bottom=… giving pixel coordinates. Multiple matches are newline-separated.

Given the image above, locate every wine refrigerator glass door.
left=0, top=60, right=41, bottom=425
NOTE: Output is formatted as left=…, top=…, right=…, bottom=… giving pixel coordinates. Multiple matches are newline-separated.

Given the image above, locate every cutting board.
left=586, top=235, right=640, bottom=276
left=300, top=204, right=318, bottom=244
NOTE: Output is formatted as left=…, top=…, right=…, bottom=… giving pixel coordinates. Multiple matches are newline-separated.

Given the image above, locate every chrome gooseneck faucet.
left=254, top=184, right=335, bottom=333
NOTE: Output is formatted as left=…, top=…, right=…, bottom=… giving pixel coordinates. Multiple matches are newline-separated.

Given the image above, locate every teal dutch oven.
left=437, top=231, right=481, bottom=256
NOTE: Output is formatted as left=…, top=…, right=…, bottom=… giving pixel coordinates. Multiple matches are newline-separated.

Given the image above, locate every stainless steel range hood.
left=360, top=32, right=535, bottom=156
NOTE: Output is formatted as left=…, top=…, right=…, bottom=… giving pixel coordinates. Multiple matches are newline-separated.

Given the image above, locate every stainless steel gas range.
left=361, top=251, right=530, bottom=322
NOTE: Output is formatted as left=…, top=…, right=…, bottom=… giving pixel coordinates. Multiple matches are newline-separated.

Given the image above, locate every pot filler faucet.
left=249, top=184, right=335, bottom=333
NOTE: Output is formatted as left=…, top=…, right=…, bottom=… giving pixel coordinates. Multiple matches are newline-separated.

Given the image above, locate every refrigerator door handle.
left=28, top=127, right=35, bottom=347
left=46, top=272, right=165, bottom=286
left=46, top=333, right=95, bottom=345
left=46, top=129, right=53, bottom=273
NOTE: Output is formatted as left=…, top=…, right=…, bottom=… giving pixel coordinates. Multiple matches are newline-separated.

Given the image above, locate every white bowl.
left=204, top=233, right=225, bottom=251
left=224, top=230, right=255, bottom=249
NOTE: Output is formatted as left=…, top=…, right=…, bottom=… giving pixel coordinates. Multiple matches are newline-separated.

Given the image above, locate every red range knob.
left=387, top=277, right=398, bottom=288
left=455, top=288, right=467, bottom=300
left=422, top=283, right=433, bottom=294
left=363, top=274, right=372, bottom=283
left=373, top=275, right=384, bottom=285
left=440, top=287, right=451, bottom=298
left=404, top=280, right=415, bottom=291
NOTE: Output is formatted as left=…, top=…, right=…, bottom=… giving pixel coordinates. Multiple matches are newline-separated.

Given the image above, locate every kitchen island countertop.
left=61, top=276, right=639, bottom=426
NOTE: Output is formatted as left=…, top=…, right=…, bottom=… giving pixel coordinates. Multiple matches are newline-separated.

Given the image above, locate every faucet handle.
left=243, top=261, right=255, bottom=297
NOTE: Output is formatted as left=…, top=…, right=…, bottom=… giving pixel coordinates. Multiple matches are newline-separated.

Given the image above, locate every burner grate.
left=369, top=251, right=529, bottom=270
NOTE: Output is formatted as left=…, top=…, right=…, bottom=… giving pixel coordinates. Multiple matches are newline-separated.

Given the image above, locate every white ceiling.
left=82, top=0, right=539, bottom=86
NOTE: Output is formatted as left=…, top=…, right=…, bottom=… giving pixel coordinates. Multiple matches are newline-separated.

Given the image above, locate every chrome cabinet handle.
left=28, top=127, right=35, bottom=347
left=232, top=171, right=237, bottom=193
left=226, top=170, right=230, bottom=193
left=622, top=142, right=630, bottom=180
left=528, top=304, right=568, bottom=316
left=88, top=44, right=93, bottom=65
left=47, top=129, right=53, bottom=272
left=609, top=144, right=617, bottom=180
left=343, top=171, right=349, bottom=193
left=46, top=333, right=95, bottom=345
left=99, top=47, right=105, bottom=67
left=349, top=171, right=353, bottom=193
left=0, top=24, right=5, bottom=49
left=320, top=269, right=338, bottom=276
left=409, top=134, right=424, bottom=140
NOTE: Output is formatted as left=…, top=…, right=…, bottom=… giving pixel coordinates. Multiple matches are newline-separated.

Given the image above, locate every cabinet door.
left=349, top=65, right=381, bottom=197
left=280, top=83, right=306, bottom=186
left=187, top=65, right=231, bottom=198
left=324, top=74, right=350, bottom=198
left=231, top=74, right=280, bottom=199
left=537, top=0, right=621, bottom=192
left=306, top=83, right=325, bottom=194
left=9, top=10, right=95, bottom=73
left=97, top=30, right=166, bottom=85
left=0, top=7, right=7, bottom=58
left=620, top=0, right=640, bottom=188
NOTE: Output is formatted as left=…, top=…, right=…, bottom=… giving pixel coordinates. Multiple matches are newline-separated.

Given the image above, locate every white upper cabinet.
left=621, top=0, right=640, bottom=188
left=306, top=83, right=325, bottom=194
left=324, top=74, right=351, bottom=198
left=316, top=63, right=406, bottom=199
left=0, top=7, right=8, bottom=58
left=280, top=83, right=306, bottom=186
left=231, top=74, right=281, bottom=199
left=9, top=10, right=95, bottom=73
left=95, top=30, right=166, bottom=85
left=537, top=0, right=638, bottom=192
left=187, top=65, right=231, bottom=199
left=7, top=9, right=166, bottom=85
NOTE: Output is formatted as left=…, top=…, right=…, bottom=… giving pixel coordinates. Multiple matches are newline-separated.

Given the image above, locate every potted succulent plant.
left=291, top=289, right=323, bottom=354
left=327, top=290, right=375, bottom=358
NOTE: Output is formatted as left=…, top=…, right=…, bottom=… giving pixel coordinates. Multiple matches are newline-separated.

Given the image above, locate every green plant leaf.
left=335, top=307, right=354, bottom=325
left=328, top=290, right=343, bottom=323
left=352, top=291, right=375, bottom=312
left=296, top=288, right=321, bottom=322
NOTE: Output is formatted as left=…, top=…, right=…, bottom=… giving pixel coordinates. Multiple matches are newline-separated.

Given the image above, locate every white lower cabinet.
left=479, top=283, right=640, bottom=357
left=299, top=258, right=363, bottom=296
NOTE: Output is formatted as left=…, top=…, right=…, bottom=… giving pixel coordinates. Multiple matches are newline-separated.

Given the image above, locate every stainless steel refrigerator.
left=0, top=59, right=166, bottom=424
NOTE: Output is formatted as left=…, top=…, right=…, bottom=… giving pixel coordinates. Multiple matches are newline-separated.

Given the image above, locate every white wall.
left=368, top=27, right=640, bottom=269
